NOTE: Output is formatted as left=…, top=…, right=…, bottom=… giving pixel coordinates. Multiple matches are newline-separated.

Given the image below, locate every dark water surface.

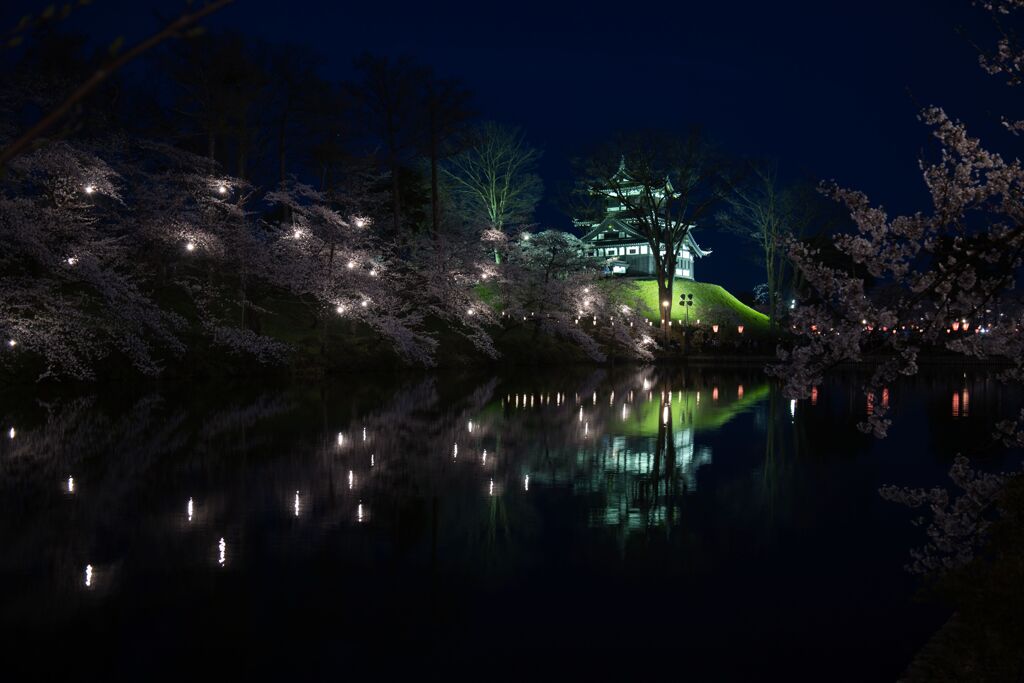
left=0, top=366, right=1019, bottom=679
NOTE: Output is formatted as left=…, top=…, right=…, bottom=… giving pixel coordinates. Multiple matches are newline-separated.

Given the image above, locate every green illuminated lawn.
left=621, top=278, right=770, bottom=334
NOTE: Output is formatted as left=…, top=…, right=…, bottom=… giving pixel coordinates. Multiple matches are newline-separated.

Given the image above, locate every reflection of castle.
left=585, top=429, right=713, bottom=529
left=520, top=380, right=767, bottom=532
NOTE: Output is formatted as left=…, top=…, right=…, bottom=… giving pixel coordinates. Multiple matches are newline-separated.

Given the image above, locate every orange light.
left=712, top=324, right=719, bottom=333
left=952, top=321, right=960, bottom=331
left=737, top=325, right=744, bottom=334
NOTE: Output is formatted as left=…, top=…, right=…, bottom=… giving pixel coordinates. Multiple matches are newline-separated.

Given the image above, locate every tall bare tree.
left=716, top=163, right=792, bottom=331
left=443, top=122, right=542, bottom=261
left=348, top=54, right=429, bottom=234
left=421, top=75, right=474, bottom=236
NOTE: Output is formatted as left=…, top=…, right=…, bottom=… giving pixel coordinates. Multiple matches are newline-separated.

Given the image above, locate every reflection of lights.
left=362, top=427, right=367, bottom=441
left=584, top=422, right=589, bottom=437
left=738, top=384, right=744, bottom=399
left=592, top=391, right=597, bottom=405
left=811, top=386, right=819, bottom=406
left=84, top=564, right=93, bottom=588
left=622, top=404, right=628, bottom=421
left=482, top=449, right=487, bottom=465
left=453, top=443, right=458, bottom=459
left=489, top=479, right=494, bottom=496
left=357, top=503, right=364, bottom=522
left=187, top=497, right=194, bottom=522
left=662, top=405, right=669, bottom=425
left=468, top=420, right=473, bottom=433
left=218, top=538, right=226, bottom=566
left=66, top=476, right=75, bottom=494
left=712, top=387, right=718, bottom=401
left=337, top=432, right=344, bottom=446
left=578, top=407, right=583, bottom=423
left=294, top=491, right=300, bottom=517
left=790, top=399, right=797, bottom=420
left=370, top=454, right=374, bottom=467
left=524, top=474, right=530, bottom=491
left=348, top=470, right=354, bottom=489
left=7, top=427, right=14, bottom=439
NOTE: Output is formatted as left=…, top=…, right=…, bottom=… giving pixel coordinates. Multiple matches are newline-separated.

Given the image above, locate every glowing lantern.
left=952, top=321, right=960, bottom=331
left=712, top=324, right=719, bottom=333
left=737, top=325, right=744, bottom=334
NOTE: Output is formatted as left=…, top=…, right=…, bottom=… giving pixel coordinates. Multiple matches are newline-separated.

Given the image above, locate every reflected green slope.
left=618, top=383, right=770, bottom=436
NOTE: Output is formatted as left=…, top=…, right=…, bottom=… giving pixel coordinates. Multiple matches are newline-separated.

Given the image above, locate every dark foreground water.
left=0, top=366, right=1020, bottom=680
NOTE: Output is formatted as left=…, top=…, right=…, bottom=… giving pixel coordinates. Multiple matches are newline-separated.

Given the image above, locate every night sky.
left=3, top=0, right=1013, bottom=292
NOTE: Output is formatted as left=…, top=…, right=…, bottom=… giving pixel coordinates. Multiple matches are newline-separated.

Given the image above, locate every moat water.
left=0, top=366, right=1019, bottom=679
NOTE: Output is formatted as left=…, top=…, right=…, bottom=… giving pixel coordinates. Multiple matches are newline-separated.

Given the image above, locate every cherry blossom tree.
left=496, top=230, right=655, bottom=361
left=775, top=0, right=1024, bottom=573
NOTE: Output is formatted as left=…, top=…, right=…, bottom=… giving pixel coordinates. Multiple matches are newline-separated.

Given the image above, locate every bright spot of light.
left=489, top=479, right=494, bottom=496
left=186, top=242, right=196, bottom=252
left=453, top=443, right=458, bottom=459
left=789, top=399, right=797, bottom=420
left=66, top=476, right=75, bottom=494
left=218, top=538, right=226, bottom=566
left=7, top=427, right=14, bottom=439
left=468, top=420, right=474, bottom=433
left=294, top=491, right=300, bottom=517
left=357, top=503, right=364, bottom=522
left=187, top=497, right=194, bottom=522
left=524, top=474, right=530, bottom=491
left=84, top=185, right=95, bottom=194
left=84, top=564, right=93, bottom=587
left=348, top=470, right=354, bottom=489
left=218, top=184, right=227, bottom=195
left=347, top=261, right=356, bottom=269
left=336, top=305, right=345, bottom=315
left=336, top=432, right=344, bottom=446
left=66, top=256, right=78, bottom=266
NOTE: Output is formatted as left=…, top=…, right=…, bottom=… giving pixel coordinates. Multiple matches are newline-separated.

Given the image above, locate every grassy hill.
left=621, top=278, right=771, bottom=335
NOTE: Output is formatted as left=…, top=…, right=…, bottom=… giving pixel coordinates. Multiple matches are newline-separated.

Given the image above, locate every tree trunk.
left=390, top=154, right=401, bottom=233
left=430, top=122, right=441, bottom=237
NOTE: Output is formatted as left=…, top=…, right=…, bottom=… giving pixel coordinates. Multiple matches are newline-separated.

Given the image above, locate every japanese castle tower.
left=577, top=159, right=710, bottom=279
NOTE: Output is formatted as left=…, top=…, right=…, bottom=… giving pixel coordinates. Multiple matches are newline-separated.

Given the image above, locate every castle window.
left=627, top=247, right=638, bottom=255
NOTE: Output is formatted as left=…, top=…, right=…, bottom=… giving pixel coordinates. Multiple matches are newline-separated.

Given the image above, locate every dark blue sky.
left=4, top=0, right=1014, bottom=291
